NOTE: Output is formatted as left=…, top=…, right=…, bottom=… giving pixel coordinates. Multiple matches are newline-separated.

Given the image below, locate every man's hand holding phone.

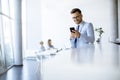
left=70, top=27, right=75, bottom=33
left=70, top=27, right=80, bottom=39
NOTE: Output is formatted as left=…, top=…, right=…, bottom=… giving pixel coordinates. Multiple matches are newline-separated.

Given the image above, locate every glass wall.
left=0, top=0, right=14, bottom=74
left=0, top=14, right=5, bottom=74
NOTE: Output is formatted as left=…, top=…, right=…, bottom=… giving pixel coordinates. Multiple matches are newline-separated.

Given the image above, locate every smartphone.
left=70, top=27, right=75, bottom=33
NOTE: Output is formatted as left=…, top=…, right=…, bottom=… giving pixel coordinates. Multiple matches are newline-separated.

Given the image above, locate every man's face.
left=48, top=40, right=52, bottom=45
left=71, top=11, right=82, bottom=24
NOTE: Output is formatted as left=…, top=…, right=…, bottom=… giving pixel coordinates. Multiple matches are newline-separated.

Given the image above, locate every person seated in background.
left=39, top=41, right=46, bottom=52
left=47, top=39, right=56, bottom=50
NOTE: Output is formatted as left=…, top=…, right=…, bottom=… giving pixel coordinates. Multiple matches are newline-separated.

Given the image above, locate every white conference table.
left=39, top=43, right=120, bottom=80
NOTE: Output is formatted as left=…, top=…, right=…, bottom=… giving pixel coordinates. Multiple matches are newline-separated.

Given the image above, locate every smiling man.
left=70, top=8, right=95, bottom=48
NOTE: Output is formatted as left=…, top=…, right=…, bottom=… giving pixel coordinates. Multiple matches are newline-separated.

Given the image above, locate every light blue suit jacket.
left=70, top=21, right=95, bottom=48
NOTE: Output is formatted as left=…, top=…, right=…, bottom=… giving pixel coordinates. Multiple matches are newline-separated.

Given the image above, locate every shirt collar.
left=77, top=21, right=84, bottom=27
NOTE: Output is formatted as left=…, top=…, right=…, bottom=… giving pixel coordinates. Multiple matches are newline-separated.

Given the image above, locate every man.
left=39, top=41, right=46, bottom=51
left=47, top=39, right=55, bottom=50
left=70, top=8, right=95, bottom=48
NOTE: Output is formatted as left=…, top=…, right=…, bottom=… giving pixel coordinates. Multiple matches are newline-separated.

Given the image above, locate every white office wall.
left=26, top=0, right=42, bottom=50
left=26, top=0, right=119, bottom=50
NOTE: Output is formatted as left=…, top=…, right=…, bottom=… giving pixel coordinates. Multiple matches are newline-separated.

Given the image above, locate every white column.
left=118, top=0, right=120, bottom=40
left=110, top=0, right=118, bottom=42
left=13, top=0, right=23, bottom=65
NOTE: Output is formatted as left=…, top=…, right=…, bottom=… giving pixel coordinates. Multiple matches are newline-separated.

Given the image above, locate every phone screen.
left=70, top=27, right=75, bottom=33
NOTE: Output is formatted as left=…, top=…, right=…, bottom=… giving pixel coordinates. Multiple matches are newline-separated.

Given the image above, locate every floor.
left=0, top=59, right=41, bottom=80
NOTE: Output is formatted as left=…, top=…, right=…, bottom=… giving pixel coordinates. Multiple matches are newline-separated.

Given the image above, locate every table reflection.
left=70, top=43, right=120, bottom=67
left=107, top=44, right=120, bottom=67
left=71, top=44, right=95, bottom=64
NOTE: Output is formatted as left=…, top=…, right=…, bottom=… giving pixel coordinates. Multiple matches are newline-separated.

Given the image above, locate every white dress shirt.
left=70, top=21, right=95, bottom=48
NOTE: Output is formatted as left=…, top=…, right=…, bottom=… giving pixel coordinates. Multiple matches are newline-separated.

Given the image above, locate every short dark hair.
left=48, top=39, right=51, bottom=42
left=71, top=8, right=81, bottom=14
